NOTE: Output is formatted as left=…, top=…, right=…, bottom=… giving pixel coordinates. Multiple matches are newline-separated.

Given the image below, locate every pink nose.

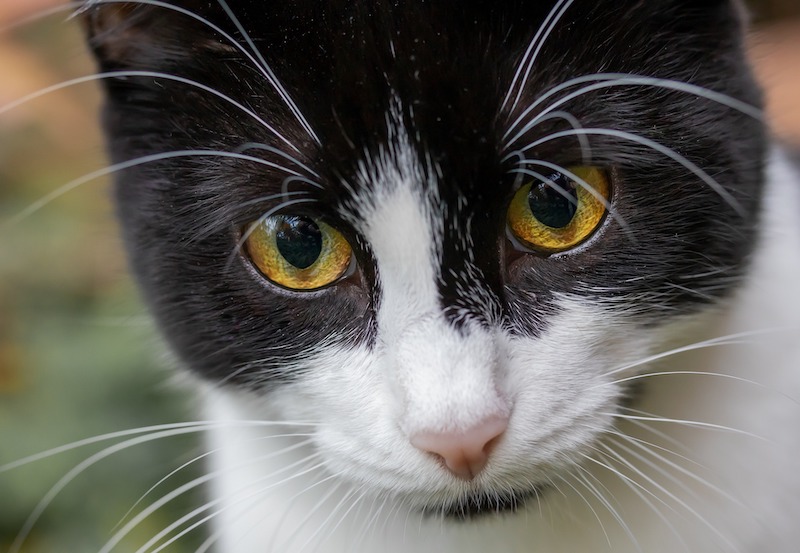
left=410, top=415, right=509, bottom=480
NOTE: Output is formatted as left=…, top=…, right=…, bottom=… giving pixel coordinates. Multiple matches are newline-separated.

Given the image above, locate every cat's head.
left=81, top=0, right=765, bottom=516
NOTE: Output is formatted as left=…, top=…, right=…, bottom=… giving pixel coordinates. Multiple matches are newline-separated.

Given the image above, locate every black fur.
left=81, top=0, right=765, bottom=386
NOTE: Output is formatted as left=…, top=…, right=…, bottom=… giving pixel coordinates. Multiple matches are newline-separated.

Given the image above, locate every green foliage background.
left=0, top=15, right=202, bottom=553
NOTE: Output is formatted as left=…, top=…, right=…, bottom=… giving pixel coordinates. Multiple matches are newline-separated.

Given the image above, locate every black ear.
left=78, top=1, right=224, bottom=67
left=78, top=2, right=155, bottom=64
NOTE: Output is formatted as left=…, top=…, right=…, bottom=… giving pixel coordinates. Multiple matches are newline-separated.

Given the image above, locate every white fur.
left=204, top=146, right=800, bottom=553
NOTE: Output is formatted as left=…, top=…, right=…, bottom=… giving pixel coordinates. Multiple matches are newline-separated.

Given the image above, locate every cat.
left=44, top=0, right=800, bottom=551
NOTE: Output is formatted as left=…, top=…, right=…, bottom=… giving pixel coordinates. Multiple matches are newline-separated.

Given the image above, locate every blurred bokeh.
left=0, top=2, right=798, bottom=552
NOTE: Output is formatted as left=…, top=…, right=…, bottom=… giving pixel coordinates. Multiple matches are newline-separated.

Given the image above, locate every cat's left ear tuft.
left=77, top=2, right=160, bottom=65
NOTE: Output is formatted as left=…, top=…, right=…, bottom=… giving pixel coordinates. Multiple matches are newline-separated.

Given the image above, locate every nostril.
left=410, top=414, right=509, bottom=480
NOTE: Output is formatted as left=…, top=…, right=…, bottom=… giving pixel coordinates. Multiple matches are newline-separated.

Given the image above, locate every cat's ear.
left=78, top=2, right=156, bottom=64
left=77, top=1, right=219, bottom=67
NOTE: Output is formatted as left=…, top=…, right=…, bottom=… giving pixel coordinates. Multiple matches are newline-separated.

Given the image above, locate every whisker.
left=297, top=485, right=360, bottom=553
left=607, top=436, right=749, bottom=514
left=225, top=198, right=320, bottom=270
left=188, top=190, right=314, bottom=243
left=3, top=149, right=308, bottom=228
left=191, top=462, right=331, bottom=553
left=502, top=0, right=575, bottom=113
left=234, top=142, right=321, bottom=179
left=580, top=469, right=642, bottom=550
left=599, top=370, right=798, bottom=405
left=266, top=471, right=344, bottom=552
left=80, top=0, right=316, bottom=151
left=556, top=472, right=613, bottom=549
left=8, top=426, right=218, bottom=553
left=511, top=127, right=745, bottom=215
left=523, top=110, right=593, bottom=164
left=0, top=69, right=299, bottom=153
left=503, top=73, right=763, bottom=146
left=604, top=412, right=768, bottom=442
left=598, top=445, right=742, bottom=553
left=102, top=446, right=322, bottom=553
left=601, top=427, right=705, bottom=472
left=112, top=432, right=314, bottom=535
left=0, top=419, right=312, bottom=473
left=510, top=160, right=630, bottom=234
left=0, top=1, right=81, bottom=34
left=595, top=446, right=692, bottom=553
left=215, top=0, right=320, bottom=146
left=600, top=327, right=793, bottom=379
left=139, top=456, right=325, bottom=553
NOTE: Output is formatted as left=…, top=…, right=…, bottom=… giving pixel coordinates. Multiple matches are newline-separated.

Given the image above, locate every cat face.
left=82, top=0, right=765, bottom=516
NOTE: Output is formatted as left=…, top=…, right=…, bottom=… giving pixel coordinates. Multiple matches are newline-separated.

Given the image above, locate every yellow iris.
left=245, top=215, right=352, bottom=290
left=507, top=167, right=610, bottom=253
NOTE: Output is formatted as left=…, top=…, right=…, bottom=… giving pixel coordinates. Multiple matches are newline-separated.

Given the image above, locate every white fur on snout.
left=394, top=318, right=509, bottom=434
left=351, top=127, right=508, bottom=435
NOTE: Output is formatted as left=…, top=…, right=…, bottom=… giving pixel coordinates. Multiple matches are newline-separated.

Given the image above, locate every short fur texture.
left=78, top=0, right=800, bottom=551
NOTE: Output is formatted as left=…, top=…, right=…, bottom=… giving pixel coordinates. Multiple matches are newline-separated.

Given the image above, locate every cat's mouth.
left=419, top=484, right=547, bottom=520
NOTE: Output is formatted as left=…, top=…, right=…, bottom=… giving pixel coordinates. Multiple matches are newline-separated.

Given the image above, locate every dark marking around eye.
left=528, top=174, right=578, bottom=229
left=276, top=216, right=323, bottom=269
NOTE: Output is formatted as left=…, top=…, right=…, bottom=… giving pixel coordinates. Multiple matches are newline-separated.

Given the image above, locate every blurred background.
left=0, top=1, right=798, bottom=552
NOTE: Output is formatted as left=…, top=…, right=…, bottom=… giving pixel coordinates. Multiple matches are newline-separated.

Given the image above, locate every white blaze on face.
left=349, top=123, right=509, bottom=437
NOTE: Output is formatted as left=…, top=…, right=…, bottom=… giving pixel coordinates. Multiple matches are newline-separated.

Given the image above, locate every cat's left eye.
left=507, top=167, right=611, bottom=254
left=244, top=215, right=353, bottom=291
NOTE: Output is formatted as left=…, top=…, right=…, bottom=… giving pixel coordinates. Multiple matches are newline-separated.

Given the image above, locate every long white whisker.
left=599, top=444, right=743, bottom=553
left=557, top=473, right=613, bottom=549
left=511, top=160, right=630, bottom=233
left=576, top=467, right=641, bottom=552
left=0, top=420, right=311, bottom=473
left=235, top=142, right=321, bottom=179
left=265, top=471, right=344, bottom=551
left=514, top=127, right=745, bottom=214
left=503, top=73, right=763, bottom=145
left=605, top=413, right=768, bottom=442
left=297, top=486, right=361, bottom=553
left=3, top=149, right=301, bottom=227
left=138, top=453, right=323, bottom=553
left=226, top=198, right=320, bottom=269
left=608, top=436, right=749, bottom=514
left=9, top=426, right=217, bottom=553
left=0, top=2, right=81, bottom=33
left=600, top=371, right=798, bottom=405
left=193, top=462, right=333, bottom=553
left=0, top=69, right=299, bottom=153
left=105, top=445, right=322, bottom=553
left=215, top=0, right=320, bottom=145
left=112, top=432, right=314, bottom=535
left=503, top=0, right=575, bottom=113
left=599, top=444, right=693, bottom=553
left=78, top=0, right=315, bottom=151
left=524, top=110, right=593, bottom=163
left=601, top=327, right=792, bottom=378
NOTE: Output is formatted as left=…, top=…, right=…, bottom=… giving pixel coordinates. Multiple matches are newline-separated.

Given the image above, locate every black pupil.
left=275, top=216, right=323, bottom=269
left=528, top=173, right=578, bottom=229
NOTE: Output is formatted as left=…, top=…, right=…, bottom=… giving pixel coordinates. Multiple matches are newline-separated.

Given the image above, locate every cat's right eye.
left=244, top=215, right=353, bottom=291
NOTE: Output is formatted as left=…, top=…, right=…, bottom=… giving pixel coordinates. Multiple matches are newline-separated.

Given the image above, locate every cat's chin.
left=418, top=485, right=547, bottom=521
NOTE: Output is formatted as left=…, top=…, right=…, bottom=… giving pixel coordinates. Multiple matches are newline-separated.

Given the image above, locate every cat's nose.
left=410, top=415, right=508, bottom=480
